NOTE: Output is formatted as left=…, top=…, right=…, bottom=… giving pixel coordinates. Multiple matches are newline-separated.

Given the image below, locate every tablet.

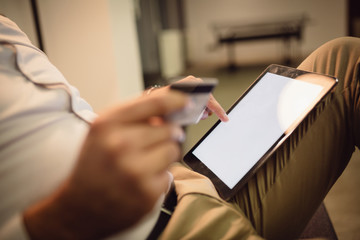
left=183, top=64, right=337, bottom=200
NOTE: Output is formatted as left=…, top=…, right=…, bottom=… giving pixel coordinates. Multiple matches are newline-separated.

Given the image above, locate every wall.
left=0, top=0, right=143, bottom=112
left=0, top=0, right=38, bottom=46
left=184, top=0, right=347, bottom=67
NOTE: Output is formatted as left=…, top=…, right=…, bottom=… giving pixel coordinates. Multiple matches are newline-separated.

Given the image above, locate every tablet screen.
left=193, top=72, right=323, bottom=189
left=184, top=65, right=337, bottom=199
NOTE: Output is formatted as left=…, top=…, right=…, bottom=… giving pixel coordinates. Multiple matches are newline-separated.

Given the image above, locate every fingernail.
left=172, top=126, right=186, bottom=142
left=222, top=113, right=229, bottom=122
left=201, top=111, right=209, bottom=120
left=164, top=172, right=174, bottom=194
left=184, top=98, right=194, bottom=111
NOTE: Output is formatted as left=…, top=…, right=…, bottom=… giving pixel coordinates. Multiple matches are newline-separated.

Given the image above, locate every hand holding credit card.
left=166, top=78, right=218, bottom=126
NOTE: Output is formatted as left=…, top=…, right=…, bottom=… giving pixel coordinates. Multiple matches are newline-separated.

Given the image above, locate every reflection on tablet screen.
left=192, top=72, right=323, bottom=189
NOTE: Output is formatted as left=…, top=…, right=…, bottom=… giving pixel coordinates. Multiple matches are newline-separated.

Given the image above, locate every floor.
left=181, top=64, right=360, bottom=239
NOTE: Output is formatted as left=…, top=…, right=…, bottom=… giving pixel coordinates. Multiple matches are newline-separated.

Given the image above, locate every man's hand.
left=150, top=76, right=229, bottom=122
left=23, top=91, right=187, bottom=240
left=176, top=76, right=229, bottom=122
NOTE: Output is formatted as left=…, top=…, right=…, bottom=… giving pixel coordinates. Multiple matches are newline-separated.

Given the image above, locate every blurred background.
left=0, top=0, right=359, bottom=239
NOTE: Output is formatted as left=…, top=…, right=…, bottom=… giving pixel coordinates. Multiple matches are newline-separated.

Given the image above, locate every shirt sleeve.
left=0, top=214, right=30, bottom=240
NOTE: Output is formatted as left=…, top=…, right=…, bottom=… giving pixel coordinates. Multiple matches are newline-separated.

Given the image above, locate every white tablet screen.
left=192, top=72, right=323, bottom=189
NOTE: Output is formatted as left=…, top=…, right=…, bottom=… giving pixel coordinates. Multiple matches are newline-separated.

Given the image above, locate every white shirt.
left=0, top=16, right=160, bottom=239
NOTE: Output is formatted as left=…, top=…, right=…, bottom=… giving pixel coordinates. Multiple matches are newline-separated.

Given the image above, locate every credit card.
left=167, top=78, right=218, bottom=125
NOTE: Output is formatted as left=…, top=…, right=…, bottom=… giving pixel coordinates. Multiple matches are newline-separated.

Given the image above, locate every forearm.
left=23, top=183, right=117, bottom=240
left=23, top=185, right=85, bottom=240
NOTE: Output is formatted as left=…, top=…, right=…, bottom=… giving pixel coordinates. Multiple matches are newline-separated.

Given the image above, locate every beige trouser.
left=161, top=37, right=360, bottom=240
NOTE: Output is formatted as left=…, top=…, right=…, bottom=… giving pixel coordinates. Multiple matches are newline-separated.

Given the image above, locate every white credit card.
left=167, top=78, right=218, bottom=126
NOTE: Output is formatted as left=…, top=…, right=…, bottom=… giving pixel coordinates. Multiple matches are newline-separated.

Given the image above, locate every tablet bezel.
left=183, top=64, right=338, bottom=200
